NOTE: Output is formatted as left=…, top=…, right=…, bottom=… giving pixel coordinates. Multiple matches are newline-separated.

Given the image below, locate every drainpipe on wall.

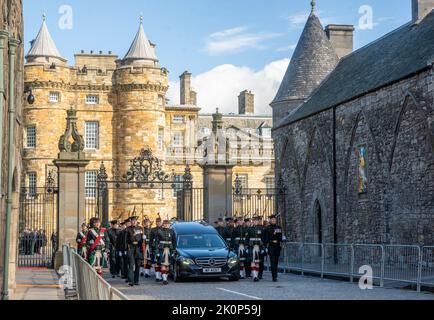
left=1, top=36, right=20, bottom=301
left=0, top=29, right=8, bottom=198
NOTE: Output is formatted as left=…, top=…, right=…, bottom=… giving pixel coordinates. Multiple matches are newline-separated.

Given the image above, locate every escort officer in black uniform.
left=142, top=218, right=152, bottom=278
left=214, top=218, right=225, bottom=237
left=117, top=219, right=130, bottom=281
left=247, top=216, right=266, bottom=282
left=150, top=216, right=163, bottom=282
left=244, top=218, right=253, bottom=278
left=222, top=217, right=235, bottom=249
left=256, top=217, right=266, bottom=279
left=155, top=219, right=176, bottom=285
left=107, top=220, right=121, bottom=278
left=126, top=216, right=143, bottom=286
left=264, top=215, right=284, bottom=282
left=232, top=217, right=249, bottom=279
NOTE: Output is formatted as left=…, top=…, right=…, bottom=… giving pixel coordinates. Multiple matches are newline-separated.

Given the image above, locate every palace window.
left=265, top=176, right=275, bottom=195
left=172, top=115, right=185, bottom=123
left=85, top=94, right=99, bottom=105
left=85, top=121, right=99, bottom=149
left=85, top=171, right=98, bottom=198
left=172, top=174, right=184, bottom=198
left=172, top=132, right=184, bottom=147
left=237, top=174, right=248, bottom=189
left=26, top=126, right=36, bottom=149
left=158, top=128, right=164, bottom=151
left=49, top=91, right=60, bottom=103
left=28, top=172, right=37, bottom=197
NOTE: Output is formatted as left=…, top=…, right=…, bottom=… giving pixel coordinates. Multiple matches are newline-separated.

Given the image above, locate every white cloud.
left=167, top=58, right=290, bottom=115
left=204, top=26, right=284, bottom=56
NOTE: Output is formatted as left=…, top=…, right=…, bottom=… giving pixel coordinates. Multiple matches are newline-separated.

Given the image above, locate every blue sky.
left=23, top=0, right=412, bottom=114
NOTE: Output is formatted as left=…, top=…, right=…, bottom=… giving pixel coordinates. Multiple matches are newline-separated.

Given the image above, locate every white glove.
left=282, top=235, right=287, bottom=241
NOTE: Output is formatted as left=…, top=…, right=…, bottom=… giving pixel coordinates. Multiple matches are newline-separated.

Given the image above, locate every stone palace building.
left=272, top=0, right=434, bottom=245
left=23, top=16, right=274, bottom=221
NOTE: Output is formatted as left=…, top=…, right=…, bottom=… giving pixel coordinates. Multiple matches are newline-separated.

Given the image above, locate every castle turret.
left=26, top=13, right=67, bottom=66
left=270, top=0, right=339, bottom=126
left=113, top=16, right=169, bottom=218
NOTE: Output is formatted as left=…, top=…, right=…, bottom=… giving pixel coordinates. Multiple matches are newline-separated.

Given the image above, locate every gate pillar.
left=53, top=109, right=89, bottom=258
left=201, top=164, right=234, bottom=223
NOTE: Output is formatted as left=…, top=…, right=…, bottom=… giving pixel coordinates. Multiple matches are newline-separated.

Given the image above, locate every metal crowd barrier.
left=282, top=242, right=434, bottom=292
left=62, top=244, right=129, bottom=300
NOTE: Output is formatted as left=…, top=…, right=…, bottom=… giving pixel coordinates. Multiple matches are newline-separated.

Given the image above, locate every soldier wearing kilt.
left=76, top=223, right=88, bottom=259
left=232, top=217, right=249, bottom=279
left=155, top=219, right=176, bottom=285
left=86, top=217, right=108, bottom=276
left=142, top=218, right=152, bottom=278
left=248, top=216, right=266, bottom=282
left=150, top=216, right=163, bottom=282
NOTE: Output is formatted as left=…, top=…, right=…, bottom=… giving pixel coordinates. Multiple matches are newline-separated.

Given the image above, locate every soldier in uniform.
left=116, top=220, right=128, bottom=280
left=142, top=217, right=152, bottom=278
left=222, top=217, right=235, bottom=249
left=76, top=223, right=88, bottom=258
left=247, top=216, right=266, bottom=282
left=232, top=217, right=249, bottom=279
left=126, top=216, right=144, bottom=286
left=244, top=218, right=253, bottom=278
left=86, top=217, right=108, bottom=276
left=150, top=216, right=163, bottom=282
left=257, top=217, right=266, bottom=280
left=264, top=215, right=284, bottom=282
left=214, top=218, right=225, bottom=237
left=107, top=220, right=121, bottom=278
left=155, top=219, right=176, bottom=285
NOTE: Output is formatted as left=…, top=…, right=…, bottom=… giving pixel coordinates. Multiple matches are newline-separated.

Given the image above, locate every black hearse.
left=170, top=221, right=240, bottom=281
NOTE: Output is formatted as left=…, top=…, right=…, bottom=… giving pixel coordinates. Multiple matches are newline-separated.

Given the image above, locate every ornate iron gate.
left=92, top=148, right=204, bottom=225
left=232, top=174, right=287, bottom=229
left=18, top=172, right=58, bottom=268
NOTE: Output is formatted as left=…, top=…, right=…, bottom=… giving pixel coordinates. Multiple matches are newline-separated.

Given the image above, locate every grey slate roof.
left=124, top=21, right=158, bottom=61
left=276, top=10, right=434, bottom=129
left=26, top=19, right=65, bottom=61
left=271, top=13, right=339, bottom=104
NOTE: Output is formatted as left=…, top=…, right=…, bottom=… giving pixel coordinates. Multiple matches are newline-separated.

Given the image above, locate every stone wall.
left=274, top=67, right=434, bottom=245
left=0, top=0, right=24, bottom=294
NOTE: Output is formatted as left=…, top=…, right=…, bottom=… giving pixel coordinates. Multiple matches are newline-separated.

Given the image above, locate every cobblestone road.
left=105, top=272, right=434, bottom=300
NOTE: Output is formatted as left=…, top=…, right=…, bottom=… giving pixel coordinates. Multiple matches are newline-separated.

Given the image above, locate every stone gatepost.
left=202, top=164, right=234, bottom=223
left=200, top=109, right=235, bottom=223
left=53, top=108, right=89, bottom=267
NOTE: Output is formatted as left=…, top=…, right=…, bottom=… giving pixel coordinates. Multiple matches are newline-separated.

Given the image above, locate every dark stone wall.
left=274, top=67, right=434, bottom=245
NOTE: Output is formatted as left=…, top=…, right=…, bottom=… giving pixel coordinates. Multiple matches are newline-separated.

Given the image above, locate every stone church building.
left=272, top=0, right=434, bottom=245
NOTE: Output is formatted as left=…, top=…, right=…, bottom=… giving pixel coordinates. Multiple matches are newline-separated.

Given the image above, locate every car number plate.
left=203, top=267, right=221, bottom=273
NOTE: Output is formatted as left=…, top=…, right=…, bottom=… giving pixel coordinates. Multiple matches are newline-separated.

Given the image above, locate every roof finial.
left=311, top=0, right=316, bottom=14
left=140, top=13, right=143, bottom=24
left=42, top=10, right=47, bottom=22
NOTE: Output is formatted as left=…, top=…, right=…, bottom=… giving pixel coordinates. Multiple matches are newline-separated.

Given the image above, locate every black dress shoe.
left=128, top=283, right=134, bottom=287
left=163, top=280, right=168, bottom=285
left=254, top=277, right=259, bottom=282
left=145, top=274, right=150, bottom=278
left=272, top=278, right=277, bottom=282
left=134, top=282, right=139, bottom=286
left=140, top=273, right=144, bottom=277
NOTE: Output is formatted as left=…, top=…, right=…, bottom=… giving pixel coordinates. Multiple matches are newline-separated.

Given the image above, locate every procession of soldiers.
left=76, top=213, right=285, bottom=286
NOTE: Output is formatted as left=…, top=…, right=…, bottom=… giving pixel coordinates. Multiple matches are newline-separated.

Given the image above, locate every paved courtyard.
left=105, top=271, right=434, bottom=300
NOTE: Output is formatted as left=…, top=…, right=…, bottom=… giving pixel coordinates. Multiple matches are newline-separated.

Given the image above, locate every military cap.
left=110, top=220, right=118, bottom=225
left=268, top=214, right=277, bottom=219
left=217, top=218, right=224, bottom=222
left=129, top=216, right=138, bottom=221
left=225, top=217, right=233, bottom=222
left=124, top=218, right=131, bottom=223
left=244, top=218, right=251, bottom=222
left=163, top=219, right=170, bottom=224
left=156, top=216, right=162, bottom=222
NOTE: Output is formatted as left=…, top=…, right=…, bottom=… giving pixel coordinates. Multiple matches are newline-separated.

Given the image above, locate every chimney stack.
left=180, top=71, right=197, bottom=105
left=325, top=24, right=355, bottom=59
left=412, top=0, right=434, bottom=23
left=238, top=90, right=254, bottom=115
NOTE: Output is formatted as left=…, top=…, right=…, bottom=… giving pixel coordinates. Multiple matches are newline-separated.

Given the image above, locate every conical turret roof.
left=124, top=16, right=158, bottom=62
left=271, top=11, right=339, bottom=104
left=26, top=14, right=65, bottom=62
